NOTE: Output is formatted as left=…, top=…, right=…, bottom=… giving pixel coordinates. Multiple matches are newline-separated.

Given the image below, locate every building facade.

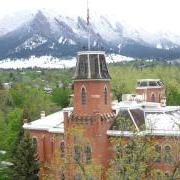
left=23, top=51, right=180, bottom=179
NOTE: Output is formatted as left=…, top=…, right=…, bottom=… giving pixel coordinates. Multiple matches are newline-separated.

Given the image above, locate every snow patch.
left=15, top=35, right=47, bottom=52
left=0, top=54, right=134, bottom=69
left=156, top=43, right=162, bottom=49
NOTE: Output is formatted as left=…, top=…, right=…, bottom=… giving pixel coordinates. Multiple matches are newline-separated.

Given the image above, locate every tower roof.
left=74, top=51, right=111, bottom=80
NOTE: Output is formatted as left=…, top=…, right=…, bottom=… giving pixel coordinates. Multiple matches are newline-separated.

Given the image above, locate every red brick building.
left=23, top=51, right=180, bottom=179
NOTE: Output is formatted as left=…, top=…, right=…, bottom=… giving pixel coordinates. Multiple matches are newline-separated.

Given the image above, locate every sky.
left=0, top=0, right=180, bottom=34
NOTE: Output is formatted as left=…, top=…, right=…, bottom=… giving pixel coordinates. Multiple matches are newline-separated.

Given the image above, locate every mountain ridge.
left=0, top=9, right=180, bottom=60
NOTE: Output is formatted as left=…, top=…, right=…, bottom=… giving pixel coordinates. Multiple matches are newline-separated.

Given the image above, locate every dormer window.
left=151, top=94, right=156, bottom=102
left=104, top=86, right=108, bottom=104
left=81, top=86, right=87, bottom=105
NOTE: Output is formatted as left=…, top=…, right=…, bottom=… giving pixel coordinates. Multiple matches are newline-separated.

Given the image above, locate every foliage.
left=65, top=127, right=102, bottom=179
left=51, top=88, right=71, bottom=108
left=108, top=116, right=155, bottom=179
left=11, top=133, right=39, bottom=180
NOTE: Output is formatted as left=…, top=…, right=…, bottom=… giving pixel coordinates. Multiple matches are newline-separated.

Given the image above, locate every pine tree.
left=11, top=133, right=39, bottom=180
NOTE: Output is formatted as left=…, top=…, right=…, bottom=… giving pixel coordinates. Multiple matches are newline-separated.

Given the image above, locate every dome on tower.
left=74, top=51, right=111, bottom=80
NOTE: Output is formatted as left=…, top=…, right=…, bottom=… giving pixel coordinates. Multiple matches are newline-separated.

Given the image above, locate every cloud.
left=0, top=0, right=180, bottom=34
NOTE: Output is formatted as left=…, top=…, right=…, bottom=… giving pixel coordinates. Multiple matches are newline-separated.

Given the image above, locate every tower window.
left=81, top=87, right=87, bottom=105
left=151, top=94, right=156, bottom=102
left=104, top=86, right=108, bottom=104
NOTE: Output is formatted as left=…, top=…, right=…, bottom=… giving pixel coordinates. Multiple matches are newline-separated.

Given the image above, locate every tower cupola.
left=73, top=51, right=112, bottom=115
left=74, top=51, right=111, bottom=80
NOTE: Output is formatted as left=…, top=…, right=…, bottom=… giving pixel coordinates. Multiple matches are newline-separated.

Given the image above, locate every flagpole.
left=87, top=0, right=90, bottom=50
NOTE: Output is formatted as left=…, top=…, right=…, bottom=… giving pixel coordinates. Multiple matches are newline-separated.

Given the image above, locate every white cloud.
left=0, top=0, right=180, bottom=34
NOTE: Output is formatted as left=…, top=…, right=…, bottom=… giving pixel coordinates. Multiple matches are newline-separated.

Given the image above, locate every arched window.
left=84, top=144, right=92, bottom=163
left=74, top=145, right=81, bottom=162
left=151, top=94, right=156, bottom=102
left=81, top=86, right=87, bottom=105
left=74, top=172, right=81, bottom=180
left=60, top=140, right=65, bottom=158
left=154, top=144, right=161, bottom=163
left=104, top=86, right=108, bottom=104
left=164, top=145, right=173, bottom=163
left=32, top=137, right=38, bottom=152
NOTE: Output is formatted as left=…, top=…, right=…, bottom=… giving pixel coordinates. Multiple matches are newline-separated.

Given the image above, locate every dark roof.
left=74, top=51, right=111, bottom=80
left=110, top=109, right=145, bottom=131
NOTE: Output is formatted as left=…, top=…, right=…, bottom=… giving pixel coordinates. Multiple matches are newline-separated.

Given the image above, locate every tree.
left=51, top=88, right=70, bottom=108
left=108, top=116, right=155, bottom=179
left=111, top=82, right=129, bottom=102
left=11, top=133, right=39, bottom=180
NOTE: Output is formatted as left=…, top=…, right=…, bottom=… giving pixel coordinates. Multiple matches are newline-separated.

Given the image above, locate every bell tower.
left=73, top=51, right=112, bottom=115
left=64, top=51, right=114, bottom=179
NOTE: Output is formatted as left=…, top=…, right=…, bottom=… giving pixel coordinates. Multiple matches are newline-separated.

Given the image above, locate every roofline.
left=137, top=79, right=161, bottom=82
left=73, top=79, right=111, bottom=82
left=23, top=124, right=64, bottom=134
left=107, top=130, right=180, bottom=137
left=136, top=86, right=163, bottom=89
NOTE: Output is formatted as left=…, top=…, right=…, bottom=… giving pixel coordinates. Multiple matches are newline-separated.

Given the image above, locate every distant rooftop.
left=136, top=79, right=164, bottom=88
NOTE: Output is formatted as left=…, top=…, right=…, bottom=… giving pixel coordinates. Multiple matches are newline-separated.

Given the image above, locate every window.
left=60, top=140, right=65, bottom=158
left=60, top=168, right=65, bottom=180
left=74, top=145, right=81, bottom=162
left=164, top=145, right=173, bottom=163
left=140, top=81, right=148, bottom=87
left=32, top=137, right=37, bottom=151
left=87, top=175, right=93, bottom=180
left=84, top=144, right=92, bottom=163
left=81, top=87, right=87, bottom=105
left=154, top=144, right=161, bottom=163
left=149, top=81, right=157, bottom=86
left=74, top=172, right=81, bottom=180
left=151, top=94, right=156, bottom=102
left=104, top=86, right=108, bottom=104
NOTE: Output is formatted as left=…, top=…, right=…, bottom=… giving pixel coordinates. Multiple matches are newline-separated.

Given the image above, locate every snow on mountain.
left=15, top=35, right=47, bottom=51
left=1, top=9, right=180, bottom=60
left=0, top=54, right=134, bottom=69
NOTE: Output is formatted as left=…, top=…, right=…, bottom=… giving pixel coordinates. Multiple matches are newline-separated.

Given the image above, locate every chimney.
left=41, top=111, right=46, bottom=119
left=161, top=97, right=167, bottom=107
left=23, top=119, right=28, bottom=124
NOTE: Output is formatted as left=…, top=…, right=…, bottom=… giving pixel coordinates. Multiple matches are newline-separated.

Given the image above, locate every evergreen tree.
left=11, top=133, right=39, bottom=180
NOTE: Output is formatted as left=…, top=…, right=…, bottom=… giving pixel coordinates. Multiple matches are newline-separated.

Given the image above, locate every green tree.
left=108, top=116, right=155, bottom=179
left=11, top=133, right=39, bottom=180
left=51, top=88, right=70, bottom=108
